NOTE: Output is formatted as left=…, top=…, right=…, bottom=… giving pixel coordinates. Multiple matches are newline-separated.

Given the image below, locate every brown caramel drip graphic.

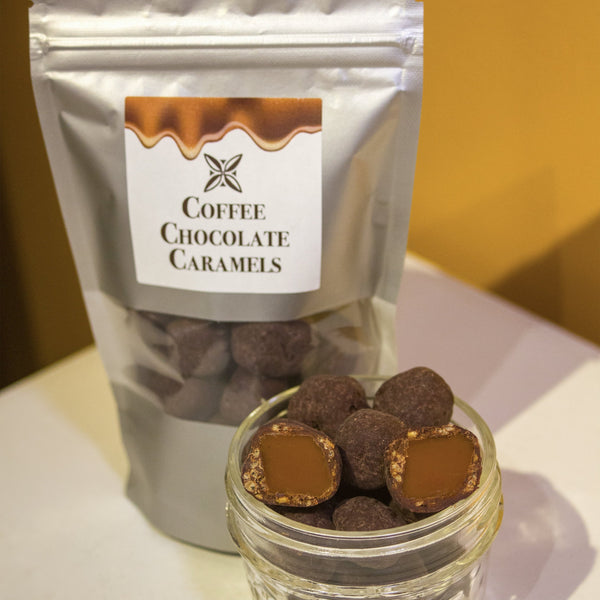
left=125, top=97, right=322, bottom=159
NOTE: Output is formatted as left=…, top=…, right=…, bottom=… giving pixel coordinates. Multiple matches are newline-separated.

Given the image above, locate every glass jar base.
left=241, top=552, right=490, bottom=600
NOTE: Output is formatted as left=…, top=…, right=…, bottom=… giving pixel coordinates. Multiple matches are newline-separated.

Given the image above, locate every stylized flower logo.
left=203, top=153, right=243, bottom=193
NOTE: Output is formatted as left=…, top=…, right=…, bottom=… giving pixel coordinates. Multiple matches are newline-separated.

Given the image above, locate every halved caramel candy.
left=384, top=424, right=482, bottom=513
left=241, top=419, right=342, bottom=507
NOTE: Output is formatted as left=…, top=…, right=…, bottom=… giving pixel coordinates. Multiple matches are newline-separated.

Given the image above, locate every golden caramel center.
left=402, top=436, right=474, bottom=499
left=259, top=434, right=331, bottom=496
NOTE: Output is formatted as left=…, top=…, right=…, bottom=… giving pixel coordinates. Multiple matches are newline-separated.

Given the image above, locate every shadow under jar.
left=226, top=376, right=503, bottom=600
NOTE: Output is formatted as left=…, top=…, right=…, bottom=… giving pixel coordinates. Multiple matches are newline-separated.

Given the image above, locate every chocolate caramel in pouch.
left=29, top=0, right=423, bottom=551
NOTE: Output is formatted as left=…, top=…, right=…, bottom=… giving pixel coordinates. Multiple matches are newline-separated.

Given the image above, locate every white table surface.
left=2, top=254, right=599, bottom=600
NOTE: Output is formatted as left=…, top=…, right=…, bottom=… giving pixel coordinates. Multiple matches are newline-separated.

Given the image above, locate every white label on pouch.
left=124, top=97, right=322, bottom=294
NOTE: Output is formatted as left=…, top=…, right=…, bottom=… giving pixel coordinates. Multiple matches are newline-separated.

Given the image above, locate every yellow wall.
left=1, top=1, right=598, bottom=387
left=1, top=2, right=93, bottom=387
left=409, top=0, right=600, bottom=344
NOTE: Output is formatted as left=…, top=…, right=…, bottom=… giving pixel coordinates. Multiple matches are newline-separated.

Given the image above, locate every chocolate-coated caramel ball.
left=373, top=367, right=453, bottom=428
left=231, top=320, right=311, bottom=378
left=131, top=365, right=221, bottom=421
left=385, top=424, right=482, bottom=513
left=219, top=367, right=290, bottom=425
left=287, top=375, right=368, bottom=438
left=128, top=310, right=174, bottom=356
left=132, top=365, right=181, bottom=398
left=160, top=376, right=222, bottom=421
left=167, top=318, right=231, bottom=378
left=335, top=409, right=406, bottom=489
left=332, top=496, right=399, bottom=531
left=242, top=418, right=342, bottom=507
left=276, top=503, right=335, bottom=529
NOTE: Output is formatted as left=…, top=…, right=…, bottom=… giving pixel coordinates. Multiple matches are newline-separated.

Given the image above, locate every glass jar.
left=226, top=376, right=503, bottom=600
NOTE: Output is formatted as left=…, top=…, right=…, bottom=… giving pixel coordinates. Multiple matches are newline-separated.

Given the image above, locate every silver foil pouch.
left=29, top=0, right=423, bottom=551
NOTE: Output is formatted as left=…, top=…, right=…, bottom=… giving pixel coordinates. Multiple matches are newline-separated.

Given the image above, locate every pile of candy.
left=241, top=368, right=482, bottom=531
